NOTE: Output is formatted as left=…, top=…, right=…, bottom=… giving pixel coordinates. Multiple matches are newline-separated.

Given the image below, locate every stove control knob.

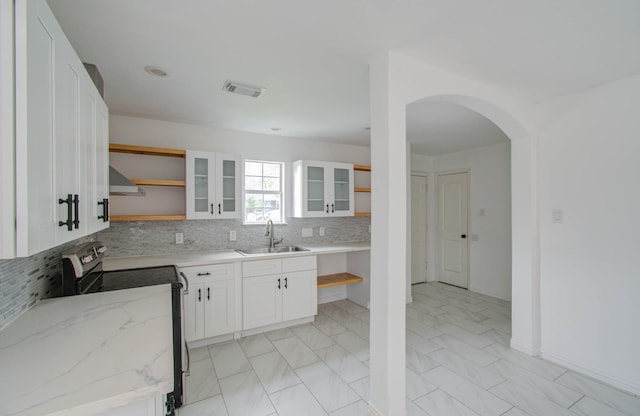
left=96, top=246, right=107, bottom=254
left=81, top=255, right=94, bottom=264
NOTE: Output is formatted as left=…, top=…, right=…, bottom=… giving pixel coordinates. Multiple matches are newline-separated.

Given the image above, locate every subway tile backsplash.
left=98, top=217, right=371, bottom=258
left=0, top=235, right=95, bottom=331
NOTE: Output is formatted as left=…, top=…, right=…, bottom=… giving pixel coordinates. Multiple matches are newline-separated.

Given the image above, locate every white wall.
left=537, top=74, right=640, bottom=394
left=410, top=142, right=512, bottom=300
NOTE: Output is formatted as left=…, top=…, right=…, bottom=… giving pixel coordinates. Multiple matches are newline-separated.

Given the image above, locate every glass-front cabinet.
left=186, top=150, right=241, bottom=219
left=292, top=160, right=354, bottom=217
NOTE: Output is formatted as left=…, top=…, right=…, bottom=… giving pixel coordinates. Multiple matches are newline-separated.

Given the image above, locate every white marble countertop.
left=103, top=241, right=371, bottom=271
left=0, top=285, right=174, bottom=416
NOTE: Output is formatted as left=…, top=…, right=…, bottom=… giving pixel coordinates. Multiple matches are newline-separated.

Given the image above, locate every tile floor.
left=178, top=282, right=640, bottom=416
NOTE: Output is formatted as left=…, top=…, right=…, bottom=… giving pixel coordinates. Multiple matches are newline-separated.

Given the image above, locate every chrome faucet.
left=265, top=219, right=283, bottom=250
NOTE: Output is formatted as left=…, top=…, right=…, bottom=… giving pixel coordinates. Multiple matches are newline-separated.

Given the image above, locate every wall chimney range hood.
left=109, top=166, right=145, bottom=196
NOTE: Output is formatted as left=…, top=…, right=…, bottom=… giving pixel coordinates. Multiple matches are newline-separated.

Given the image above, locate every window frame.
left=242, top=159, right=286, bottom=225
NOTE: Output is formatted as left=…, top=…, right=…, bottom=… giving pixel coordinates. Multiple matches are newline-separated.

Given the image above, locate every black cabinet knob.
left=461, top=234, right=467, bottom=239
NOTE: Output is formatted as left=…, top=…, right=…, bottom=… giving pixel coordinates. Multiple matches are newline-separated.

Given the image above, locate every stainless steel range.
left=61, top=241, right=185, bottom=414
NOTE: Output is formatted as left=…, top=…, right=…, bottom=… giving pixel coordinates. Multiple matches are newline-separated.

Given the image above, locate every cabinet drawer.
left=181, top=263, right=236, bottom=280
left=242, top=259, right=282, bottom=277
left=282, top=255, right=317, bottom=273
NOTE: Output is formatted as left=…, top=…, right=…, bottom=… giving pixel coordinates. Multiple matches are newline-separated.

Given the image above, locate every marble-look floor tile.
left=406, top=318, right=443, bottom=339
left=295, top=361, right=361, bottom=413
left=179, top=394, right=228, bottom=416
left=423, top=366, right=512, bottom=416
left=239, top=334, right=275, bottom=358
left=501, top=408, right=531, bottom=416
left=342, top=316, right=370, bottom=341
left=440, top=313, right=492, bottom=335
left=428, top=349, right=505, bottom=389
left=480, top=317, right=511, bottom=334
left=209, top=341, right=252, bottom=379
left=189, top=346, right=213, bottom=362
left=249, top=351, right=301, bottom=394
left=218, top=370, right=274, bottom=416
left=320, top=303, right=352, bottom=324
left=440, top=304, right=490, bottom=321
left=348, top=376, right=369, bottom=401
left=185, top=357, right=221, bottom=404
left=483, top=343, right=566, bottom=380
left=433, top=335, right=499, bottom=367
left=435, top=323, right=495, bottom=349
left=406, top=399, right=431, bottom=416
left=406, top=330, right=442, bottom=355
left=414, top=389, right=481, bottom=416
left=313, top=314, right=348, bottom=336
left=329, top=400, right=369, bottom=416
left=406, top=368, right=438, bottom=400
left=482, top=329, right=510, bottom=346
left=406, top=345, right=440, bottom=374
left=272, top=336, right=320, bottom=369
left=570, top=396, right=629, bottom=416
left=334, top=299, right=368, bottom=315
left=489, top=381, right=577, bottom=416
left=555, top=371, right=640, bottom=416
left=269, top=383, right=327, bottom=416
left=264, top=327, right=295, bottom=342
left=292, top=324, right=334, bottom=350
left=315, top=344, right=369, bottom=383
left=352, top=311, right=369, bottom=324
left=487, top=359, right=582, bottom=407
left=331, top=331, right=369, bottom=362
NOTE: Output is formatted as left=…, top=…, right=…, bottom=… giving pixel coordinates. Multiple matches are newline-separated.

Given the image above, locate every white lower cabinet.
left=181, top=263, right=237, bottom=342
left=243, top=256, right=317, bottom=331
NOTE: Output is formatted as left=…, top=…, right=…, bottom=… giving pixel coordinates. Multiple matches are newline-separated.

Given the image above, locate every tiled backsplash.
left=98, top=217, right=371, bottom=258
left=0, top=235, right=95, bottom=331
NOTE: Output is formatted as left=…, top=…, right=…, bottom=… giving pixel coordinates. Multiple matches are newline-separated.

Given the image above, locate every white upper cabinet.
left=186, top=151, right=241, bottom=219
left=12, top=0, right=109, bottom=257
left=292, top=161, right=354, bottom=218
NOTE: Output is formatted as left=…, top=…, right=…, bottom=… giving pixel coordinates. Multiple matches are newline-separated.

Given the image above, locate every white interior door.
left=411, top=175, right=428, bottom=284
left=437, top=172, right=469, bottom=288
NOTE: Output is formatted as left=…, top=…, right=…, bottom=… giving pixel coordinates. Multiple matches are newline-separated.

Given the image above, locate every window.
left=244, top=160, right=285, bottom=223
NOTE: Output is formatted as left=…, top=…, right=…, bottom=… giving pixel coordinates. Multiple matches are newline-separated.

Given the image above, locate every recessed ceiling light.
left=271, top=127, right=281, bottom=131
left=144, top=66, right=168, bottom=78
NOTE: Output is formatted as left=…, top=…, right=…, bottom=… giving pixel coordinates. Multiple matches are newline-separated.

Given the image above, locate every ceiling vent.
left=222, top=81, right=265, bottom=98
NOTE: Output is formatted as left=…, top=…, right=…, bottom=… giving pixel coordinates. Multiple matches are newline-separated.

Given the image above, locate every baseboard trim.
left=510, top=338, right=540, bottom=356
left=541, top=350, right=640, bottom=396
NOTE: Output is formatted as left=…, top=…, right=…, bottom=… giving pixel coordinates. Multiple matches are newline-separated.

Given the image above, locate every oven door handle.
left=179, top=272, right=190, bottom=295
left=184, top=340, right=190, bottom=376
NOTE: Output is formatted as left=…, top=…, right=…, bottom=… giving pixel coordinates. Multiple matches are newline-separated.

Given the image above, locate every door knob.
left=461, top=234, right=467, bottom=239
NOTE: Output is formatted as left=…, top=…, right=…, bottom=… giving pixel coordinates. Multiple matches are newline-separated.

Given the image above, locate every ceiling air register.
left=223, top=80, right=266, bottom=98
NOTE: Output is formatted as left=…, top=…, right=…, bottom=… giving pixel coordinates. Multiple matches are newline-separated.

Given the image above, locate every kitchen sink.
left=236, top=246, right=310, bottom=255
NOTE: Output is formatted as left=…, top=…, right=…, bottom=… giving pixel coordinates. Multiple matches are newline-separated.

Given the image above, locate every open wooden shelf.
left=353, top=164, right=371, bottom=172
left=354, top=212, right=371, bottom=217
left=354, top=187, right=371, bottom=193
left=130, top=179, right=186, bottom=187
left=109, top=143, right=186, bottom=158
left=317, top=272, right=364, bottom=288
left=110, top=215, right=187, bottom=222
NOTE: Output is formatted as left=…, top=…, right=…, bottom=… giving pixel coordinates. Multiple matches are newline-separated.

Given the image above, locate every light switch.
left=319, top=227, right=325, bottom=236
left=229, top=230, right=237, bottom=241
left=552, top=209, right=563, bottom=223
left=478, top=208, right=485, bottom=217
left=302, top=228, right=313, bottom=237
left=175, top=232, right=184, bottom=245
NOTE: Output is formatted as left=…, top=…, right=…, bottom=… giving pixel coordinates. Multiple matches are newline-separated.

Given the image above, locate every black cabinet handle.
left=207, top=287, right=210, bottom=300
left=284, top=277, right=288, bottom=289
left=197, top=272, right=211, bottom=276
left=218, top=203, right=221, bottom=215
left=461, top=234, right=467, bottom=239
left=326, top=204, right=329, bottom=213
left=73, top=194, right=80, bottom=229
left=277, top=278, right=281, bottom=289
left=210, top=203, right=214, bottom=215
left=198, top=288, right=201, bottom=302
left=331, top=203, right=335, bottom=213
left=58, top=194, right=73, bottom=231
left=98, top=198, right=109, bottom=222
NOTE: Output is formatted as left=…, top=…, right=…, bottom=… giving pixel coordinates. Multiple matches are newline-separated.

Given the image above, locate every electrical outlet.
left=552, top=208, right=563, bottom=223
left=319, top=227, right=325, bottom=236
left=302, top=228, right=313, bottom=238
left=229, top=230, right=236, bottom=241
left=175, top=232, right=184, bottom=245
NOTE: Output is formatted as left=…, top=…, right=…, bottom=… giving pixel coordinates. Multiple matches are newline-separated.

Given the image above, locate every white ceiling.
left=47, top=0, right=640, bottom=155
